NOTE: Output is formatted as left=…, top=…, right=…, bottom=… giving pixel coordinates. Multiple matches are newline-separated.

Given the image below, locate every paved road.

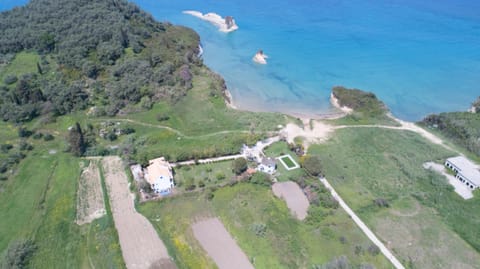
left=319, top=177, right=405, bottom=269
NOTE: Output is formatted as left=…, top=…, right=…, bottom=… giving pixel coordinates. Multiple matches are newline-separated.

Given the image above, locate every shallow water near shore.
left=3, top=0, right=480, bottom=120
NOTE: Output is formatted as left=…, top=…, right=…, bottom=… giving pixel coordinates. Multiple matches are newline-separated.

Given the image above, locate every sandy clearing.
left=272, top=181, right=310, bottom=220
left=281, top=120, right=334, bottom=148
left=76, top=160, right=106, bottom=225
left=102, top=156, right=175, bottom=269
left=192, top=218, right=254, bottom=269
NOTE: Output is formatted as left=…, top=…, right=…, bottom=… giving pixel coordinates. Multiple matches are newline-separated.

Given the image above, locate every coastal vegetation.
left=0, top=0, right=201, bottom=123
left=331, top=86, right=397, bottom=126
left=309, top=128, right=480, bottom=268
left=420, top=110, right=480, bottom=157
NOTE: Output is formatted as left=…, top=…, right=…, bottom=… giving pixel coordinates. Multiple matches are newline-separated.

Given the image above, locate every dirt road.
left=102, top=156, right=175, bottom=269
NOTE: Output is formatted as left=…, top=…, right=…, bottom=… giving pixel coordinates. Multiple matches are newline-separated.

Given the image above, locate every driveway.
left=102, top=156, right=176, bottom=269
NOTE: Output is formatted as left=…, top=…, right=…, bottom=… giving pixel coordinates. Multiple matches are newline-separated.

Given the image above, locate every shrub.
left=198, top=180, right=205, bottom=188
left=121, top=127, right=135, bottom=135
left=0, top=162, right=8, bottom=173
left=215, top=172, right=226, bottom=180
left=367, top=244, right=380, bottom=256
left=0, top=239, right=36, bottom=269
left=32, top=132, right=43, bottom=139
left=1, top=144, right=13, bottom=153
left=106, top=131, right=118, bottom=141
left=19, top=142, right=33, bottom=151
left=354, top=245, right=364, bottom=255
left=43, top=133, right=54, bottom=141
left=156, top=113, right=170, bottom=122
left=205, top=188, right=215, bottom=200
left=185, top=177, right=196, bottom=191
left=302, top=155, right=323, bottom=177
left=4, top=74, right=18, bottom=85
left=249, top=172, right=271, bottom=186
left=18, top=127, right=33, bottom=138
left=373, top=198, right=389, bottom=208
left=251, top=223, right=267, bottom=237
left=232, top=157, right=248, bottom=175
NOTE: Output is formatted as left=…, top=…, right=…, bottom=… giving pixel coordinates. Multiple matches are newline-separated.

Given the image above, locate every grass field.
left=140, top=183, right=391, bottom=269
left=126, top=68, right=287, bottom=136
left=309, top=127, right=480, bottom=268
left=174, top=161, right=235, bottom=191
left=0, top=153, right=124, bottom=268
left=0, top=52, right=40, bottom=86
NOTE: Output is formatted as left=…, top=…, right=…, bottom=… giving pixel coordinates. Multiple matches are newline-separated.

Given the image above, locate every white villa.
left=258, top=157, right=276, bottom=174
left=145, top=157, right=174, bottom=195
left=445, top=156, right=480, bottom=190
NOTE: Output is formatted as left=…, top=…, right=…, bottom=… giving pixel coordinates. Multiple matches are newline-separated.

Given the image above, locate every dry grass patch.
left=76, top=160, right=106, bottom=225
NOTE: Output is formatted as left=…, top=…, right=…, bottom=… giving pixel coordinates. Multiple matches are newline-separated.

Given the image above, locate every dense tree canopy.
left=0, top=0, right=201, bottom=122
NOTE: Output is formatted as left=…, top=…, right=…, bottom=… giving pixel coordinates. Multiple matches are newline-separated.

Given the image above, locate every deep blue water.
left=3, top=0, right=480, bottom=120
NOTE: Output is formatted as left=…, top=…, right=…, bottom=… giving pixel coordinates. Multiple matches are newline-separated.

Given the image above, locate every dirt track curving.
left=192, top=218, right=254, bottom=269
left=102, top=156, right=175, bottom=269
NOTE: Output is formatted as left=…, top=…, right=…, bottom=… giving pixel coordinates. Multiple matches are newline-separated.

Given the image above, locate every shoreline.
left=223, top=88, right=346, bottom=121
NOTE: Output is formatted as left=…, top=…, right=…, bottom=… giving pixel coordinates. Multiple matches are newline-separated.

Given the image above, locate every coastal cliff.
left=330, top=86, right=395, bottom=125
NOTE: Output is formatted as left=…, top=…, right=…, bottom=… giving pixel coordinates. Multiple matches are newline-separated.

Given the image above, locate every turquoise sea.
left=2, top=1, right=480, bottom=120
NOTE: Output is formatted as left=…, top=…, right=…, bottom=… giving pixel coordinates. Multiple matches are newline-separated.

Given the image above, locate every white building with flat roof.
left=445, top=156, right=480, bottom=190
left=146, top=157, right=174, bottom=195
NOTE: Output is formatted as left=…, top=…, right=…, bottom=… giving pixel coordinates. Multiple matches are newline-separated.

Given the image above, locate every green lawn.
left=173, top=161, right=235, bottom=191
left=0, top=153, right=124, bottom=268
left=280, top=155, right=297, bottom=168
left=139, top=183, right=391, bottom=269
left=309, top=127, right=480, bottom=268
left=0, top=51, right=40, bottom=85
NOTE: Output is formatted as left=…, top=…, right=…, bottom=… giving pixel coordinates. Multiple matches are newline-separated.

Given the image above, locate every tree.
left=472, top=96, right=480, bottom=113
left=0, top=239, right=36, bottom=269
left=303, top=155, right=323, bottom=176
left=232, top=157, right=248, bottom=175
left=68, top=122, right=86, bottom=156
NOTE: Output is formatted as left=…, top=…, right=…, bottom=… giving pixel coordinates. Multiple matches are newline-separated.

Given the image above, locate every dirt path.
left=98, top=118, right=251, bottom=139
left=272, top=181, right=310, bottom=220
left=192, top=218, right=254, bottom=269
left=280, top=115, right=452, bottom=152
left=102, top=156, right=175, bottom=269
left=319, top=177, right=405, bottom=269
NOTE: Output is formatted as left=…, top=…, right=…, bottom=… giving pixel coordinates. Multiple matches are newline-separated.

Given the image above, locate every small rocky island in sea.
left=253, top=50, right=268, bottom=64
